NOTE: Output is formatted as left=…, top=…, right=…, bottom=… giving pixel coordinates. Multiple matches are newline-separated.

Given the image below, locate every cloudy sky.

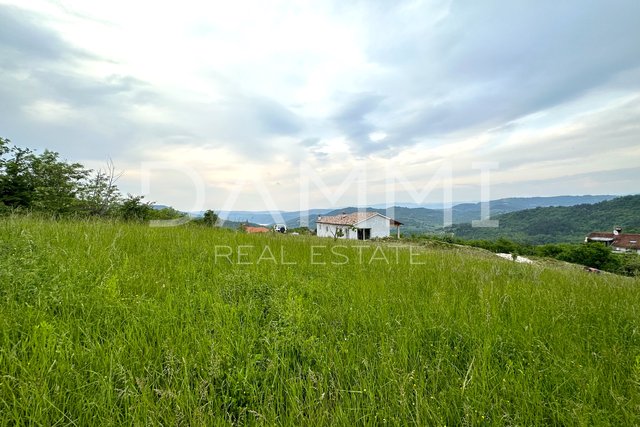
left=1, top=0, right=639, bottom=211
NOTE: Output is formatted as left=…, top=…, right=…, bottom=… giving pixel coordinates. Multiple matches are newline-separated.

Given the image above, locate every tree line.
left=0, top=137, right=218, bottom=224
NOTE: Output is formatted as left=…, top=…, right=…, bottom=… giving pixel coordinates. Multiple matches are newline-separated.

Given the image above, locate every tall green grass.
left=1, top=217, right=639, bottom=425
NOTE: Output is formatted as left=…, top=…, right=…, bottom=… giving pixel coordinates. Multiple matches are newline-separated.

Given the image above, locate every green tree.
left=616, top=254, right=640, bottom=277
left=559, top=243, right=619, bottom=270
left=78, top=160, right=122, bottom=216
left=203, top=209, right=219, bottom=226
left=537, top=244, right=565, bottom=258
left=0, top=137, right=9, bottom=158
left=118, top=194, right=153, bottom=221
left=30, top=150, right=88, bottom=215
left=0, top=141, right=89, bottom=215
left=148, top=206, right=185, bottom=220
left=0, top=145, right=35, bottom=209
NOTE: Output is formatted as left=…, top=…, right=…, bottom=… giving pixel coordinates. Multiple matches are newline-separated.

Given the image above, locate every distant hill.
left=216, top=209, right=334, bottom=225
left=450, top=195, right=617, bottom=220
left=285, top=195, right=617, bottom=234
left=151, top=204, right=170, bottom=211
left=448, top=195, right=640, bottom=244
left=218, top=219, right=255, bottom=230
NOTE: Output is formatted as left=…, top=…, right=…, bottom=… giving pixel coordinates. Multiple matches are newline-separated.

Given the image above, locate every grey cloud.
left=0, top=5, right=305, bottom=163
left=2, top=0, right=639, bottom=204
left=177, top=92, right=304, bottom=158
left=494, top=167, right=640, bottom=199
left=447, top=166, right=639, bottom=204
left=299, top=137, right=320, bottom=147
left=0, top=5, right=163, bottom=160
left=490, top=97, right=640, bottom=171
left=335, top=1, right=640, bottom=153
left=238, top=95, right=303, bottom=137
left=0, top=5, right=95, bottom=65
left=0, top=73, right=166, bottom=161
left=332, top=92, right=387, bottom=154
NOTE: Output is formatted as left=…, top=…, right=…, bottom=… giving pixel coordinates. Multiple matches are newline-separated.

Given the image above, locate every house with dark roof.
left=585, top=227, right=640, bottom=254
left=316, top=211, right=402, bottom=240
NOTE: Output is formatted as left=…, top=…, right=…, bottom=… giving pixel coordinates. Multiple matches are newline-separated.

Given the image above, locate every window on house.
left=357, top=228, right=371, bottom=240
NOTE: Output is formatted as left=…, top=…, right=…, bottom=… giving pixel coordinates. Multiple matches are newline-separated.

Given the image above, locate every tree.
left=148, top=206, right=185, bottom=220
left=0, top=145, right=35, bottom=209
left=118, top=194, right=153, bottom=221
left=617, top=254, right=640, bottom=277
left=0, top=141, right=89, bottom=215
left=558, top=243, right=619, bottom=270
left=328, top=227, right=344, bottom=240
left=0, top=137, right=9, bottom=158
left=203, top=209, right=219, bottom=226
left=29, top=150, right=89, bottom=215
left=79, top=159, right=122, bottom=216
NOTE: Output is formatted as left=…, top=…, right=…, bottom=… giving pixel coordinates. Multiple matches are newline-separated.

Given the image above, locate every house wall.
left=612, top=246, right=640, bottom=255
left=357, top=215, right=390, bottom=239
left=317, top=223, right=352, bottom=239
left=316, top=214, right=393, bottom=239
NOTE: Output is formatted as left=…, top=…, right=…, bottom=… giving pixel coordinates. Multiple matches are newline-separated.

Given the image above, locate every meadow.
left=1, top=217, right=639, bottom=425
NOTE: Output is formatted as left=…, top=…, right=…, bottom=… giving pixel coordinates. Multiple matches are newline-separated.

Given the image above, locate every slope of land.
left=449, top=194, right=640, bottom=244
left=1, top=217, right=639, bottom=425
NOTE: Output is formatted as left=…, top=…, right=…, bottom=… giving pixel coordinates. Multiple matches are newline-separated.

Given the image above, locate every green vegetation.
left=2, top=217, right=639, bottom=425
left=0, top=137, right=192, bottom=223
left=449, top=195, right=640, bottom=244
left=411, top=234, right=639, bottom=276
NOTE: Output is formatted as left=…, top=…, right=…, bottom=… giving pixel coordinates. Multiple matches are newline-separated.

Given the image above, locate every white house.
left=316, top=212, right=402, bottom=240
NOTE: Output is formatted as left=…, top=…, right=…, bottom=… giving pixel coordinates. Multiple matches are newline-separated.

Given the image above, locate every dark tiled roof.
left=613, top=234, right=640, bottom=249
left=586, top=232, right=615, bottom=239
left=586, top=232, right=640, bottom=249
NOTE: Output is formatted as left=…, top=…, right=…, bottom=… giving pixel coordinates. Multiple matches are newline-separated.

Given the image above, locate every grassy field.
left=1, top=217, right=639, bottom=425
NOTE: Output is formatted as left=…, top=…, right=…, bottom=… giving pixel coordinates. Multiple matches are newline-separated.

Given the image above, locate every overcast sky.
left=1, top=0, right=639, bottom=211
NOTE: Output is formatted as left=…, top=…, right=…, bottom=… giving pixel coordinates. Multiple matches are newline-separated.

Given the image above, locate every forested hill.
left=448, top=195, right=640, bottom=244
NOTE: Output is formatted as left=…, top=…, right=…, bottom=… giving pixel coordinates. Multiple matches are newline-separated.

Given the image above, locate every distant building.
left=244, top=226, right=270, bottom=234
left=585, top=227, right=640, bottom=254
left=316, top=212, right=402, bottom=240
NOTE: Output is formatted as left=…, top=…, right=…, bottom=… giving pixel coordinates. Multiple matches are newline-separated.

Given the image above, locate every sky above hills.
left=1, top=0, right=639, bottom=211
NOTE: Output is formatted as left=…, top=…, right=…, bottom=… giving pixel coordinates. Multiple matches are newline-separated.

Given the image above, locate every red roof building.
left=244, top=226, right=270, bottom=234
left=585, top=227, right=640, bottom=254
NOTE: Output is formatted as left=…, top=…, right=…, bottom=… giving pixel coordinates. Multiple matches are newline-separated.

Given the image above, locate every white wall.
left=357, top=215, right=391, bottom=239
left=316, top=214, right=393, bottom=239
left=317, top=223, right=353, bottom=239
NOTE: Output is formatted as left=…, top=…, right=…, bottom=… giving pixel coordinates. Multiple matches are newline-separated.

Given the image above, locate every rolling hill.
left=448, top=195, right=640, bottom=244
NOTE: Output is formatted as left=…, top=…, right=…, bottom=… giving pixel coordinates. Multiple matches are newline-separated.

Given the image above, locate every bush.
left=558, top=243, right=619, bottom=270
left=616, top=254, right=640, bottom=277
